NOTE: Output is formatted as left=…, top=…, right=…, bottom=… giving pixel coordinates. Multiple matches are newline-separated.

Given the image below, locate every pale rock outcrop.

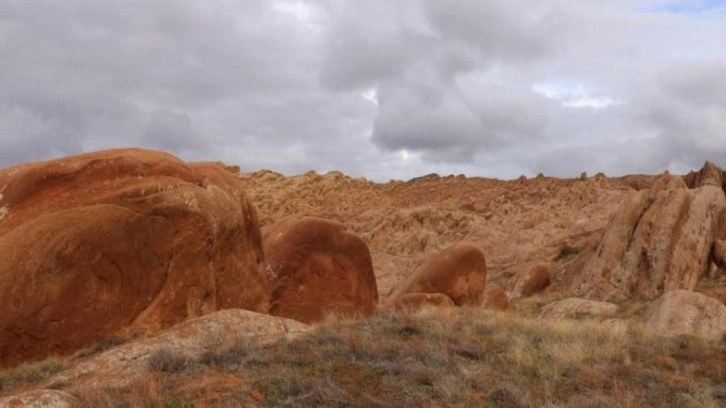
left=539, top=298, right=618, bottom=320
left=264, top=216, right=378, bottom=323
left=0, top=149, right=269, bottom=367
left=572, top=168, right=726, bottom=301
left=33, top=309, right=307, bottom=393
left=394, top=242, right=487, bottom=306
left=0, top=390, right=78, bottom=408
left=643, top=290, right=726, bottom=341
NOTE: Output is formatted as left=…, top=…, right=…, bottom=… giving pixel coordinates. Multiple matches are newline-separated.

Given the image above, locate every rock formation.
left=6, top=309, right=308, bottom=395
left=712, top=239, right=726, bottom=271
left=394, top=242, right=487, bottom=306
left=572, top=167, right=726, bottom=301
left=510, top=264, right=551, bottom=299
left=643, top=290, right=726, bottom=341
left=482, top=283, right=509, bottom=311
left=0, top=390, right=78, bottom=408
left=263, top=216, right=378, bottom=323
left=0, top=149, right=269, bottom=367
left=539, top=298, right=618, bottom=320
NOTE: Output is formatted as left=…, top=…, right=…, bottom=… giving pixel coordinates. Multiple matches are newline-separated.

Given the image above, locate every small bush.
left=74, top=335, right=128, bottom=358
left=147, top=348, right=196, bottom=374
left=554, top=244, right=580, bottom=262
left=0, top=357, right=67, bottom=391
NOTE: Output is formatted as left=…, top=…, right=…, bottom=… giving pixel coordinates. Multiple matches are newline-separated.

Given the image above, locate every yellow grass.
left=55, top=308, right=726, bottom=407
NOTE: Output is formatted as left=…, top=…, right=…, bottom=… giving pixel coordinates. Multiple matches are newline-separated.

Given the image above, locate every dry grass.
left=73, top=335, right=128, bottom=359
left=0, top=357, right=67, bottom=391
left=66, top=308, right=726, bottom=407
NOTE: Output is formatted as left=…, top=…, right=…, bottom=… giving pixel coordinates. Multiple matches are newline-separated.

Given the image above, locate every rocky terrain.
left=0, top=148, right=724, bottom=407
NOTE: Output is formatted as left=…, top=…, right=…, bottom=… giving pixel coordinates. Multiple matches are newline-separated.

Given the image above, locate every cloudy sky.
left=1, top=0, right=725, bottom=180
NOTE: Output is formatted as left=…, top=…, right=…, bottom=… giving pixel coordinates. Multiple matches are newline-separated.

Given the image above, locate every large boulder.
left=643, top=290, right=726, bottom=341
left=572, top=168, right=726, bottom=301
left=395, top=242, right=487, bottom=306
left=0, top=149, right=269, bottom=367
left=263, top=216, right=378, bottom=323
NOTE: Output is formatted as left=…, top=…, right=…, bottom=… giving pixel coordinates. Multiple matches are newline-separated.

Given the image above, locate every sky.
left=1, top=0, right=726, bottom=181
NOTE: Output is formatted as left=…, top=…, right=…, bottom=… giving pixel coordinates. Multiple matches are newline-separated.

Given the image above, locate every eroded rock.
left=572, top=169, right=726, bottom=301
left=0, top=149, right=269, bottom=367
left=395, top=242, right=487, bottom=306
left=510, top=264, right=550, bottom=299
left=264, top=216, right=378, bottom=323
left=643, top=290, right=726, bottom=341
left=482, top=283, right=509, bottom=311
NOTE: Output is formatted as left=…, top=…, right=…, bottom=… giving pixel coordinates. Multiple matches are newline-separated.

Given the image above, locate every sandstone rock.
left=382, top=293, right=455, bottom=312
left=238, top=164, right=644, bottom=303
left=713, top=239, right=726, bottom=270
left=0, top=390, right=78, bottom=408
left=395, top=242, right=487, bottom=306
left=264, top=216, right=378, bottom=323
left=712, top=208, right=726, bottom=272
left=510, top=264, right=551, bottom=298
left=539, top=298, right=618, bottom=320
left=643, top=290, right=726, bottom=341
left=28, top=309, right=307, bottom=393
left=482, top=283, right=509, bottom=311
left=0, top=149, right=269, bottom=367
left=683, top=161, right=724, bottom=189
left=572, top=170, right=726, bottom=301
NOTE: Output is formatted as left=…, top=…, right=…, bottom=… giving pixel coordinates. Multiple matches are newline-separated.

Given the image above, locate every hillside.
left=1, top=149, right=724, bottom=407
left=238, top=170, right=654, bottom=298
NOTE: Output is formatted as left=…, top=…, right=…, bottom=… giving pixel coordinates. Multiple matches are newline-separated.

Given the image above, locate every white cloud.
left=1, top=0, right=726, bottom=180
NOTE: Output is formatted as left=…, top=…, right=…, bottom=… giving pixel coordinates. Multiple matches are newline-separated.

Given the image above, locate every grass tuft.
left=147, top=348, right=197, bottom=374
left=554, top=244, right=581, bottom=262
left=0, top=357, right=67, bottom=391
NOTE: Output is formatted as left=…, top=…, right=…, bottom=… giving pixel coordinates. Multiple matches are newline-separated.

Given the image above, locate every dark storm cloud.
left=1, top=0, right=726, bottom=179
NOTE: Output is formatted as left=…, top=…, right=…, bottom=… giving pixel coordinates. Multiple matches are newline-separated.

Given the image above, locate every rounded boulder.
left=264, top=216, right=378, bottom=323
left=395, top=242, right=487, bottom=306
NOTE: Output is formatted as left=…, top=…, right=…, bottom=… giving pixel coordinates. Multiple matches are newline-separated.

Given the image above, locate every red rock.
left=395, top=242, right=487, bottom=306
left=511, top=264, right=550, bottom=298
left=0, top=149, right=269, bottom=367
left=482, top=283, right=509, bottom=311
left=572, top=169, right=726, bottom=301
left=683, top=160, right=724, bottom=189
left=264, top=216, right=378, bottom=323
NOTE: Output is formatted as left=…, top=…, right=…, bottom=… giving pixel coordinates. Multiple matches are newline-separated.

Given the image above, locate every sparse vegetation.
left=0, top=357, right=67, bottom=391
left=147, top=348, right=197, bottom=374
left=73, top=335, right=128, bottom=359
left=554, top=244, right=581, bottom=262
left=68, top=308, right=726, bottom=407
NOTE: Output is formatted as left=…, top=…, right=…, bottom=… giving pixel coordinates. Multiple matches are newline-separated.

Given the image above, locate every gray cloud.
left=1, top=0, right=725, bottom=180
